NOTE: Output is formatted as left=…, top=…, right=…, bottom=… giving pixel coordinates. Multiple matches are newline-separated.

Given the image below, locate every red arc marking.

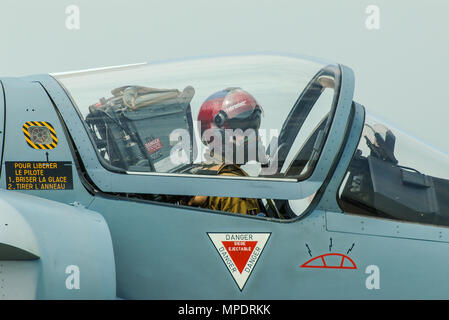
left=300, top=253, right=357, bottom=269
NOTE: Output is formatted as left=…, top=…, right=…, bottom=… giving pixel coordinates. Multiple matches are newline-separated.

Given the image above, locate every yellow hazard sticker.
left=22, top=121, right=58, bottom=150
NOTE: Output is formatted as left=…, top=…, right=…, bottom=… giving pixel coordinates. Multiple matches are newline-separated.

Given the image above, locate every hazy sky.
left=1, top=0, right=448, bottom=153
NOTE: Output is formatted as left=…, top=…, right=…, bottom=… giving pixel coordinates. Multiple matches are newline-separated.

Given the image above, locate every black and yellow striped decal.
left=22, top=121, right=58, bottom=150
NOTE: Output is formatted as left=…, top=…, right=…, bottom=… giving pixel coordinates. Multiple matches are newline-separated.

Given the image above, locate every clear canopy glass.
left=54, top=55, right=340, bottom=180
left=339, top=113, right=449, bottom=226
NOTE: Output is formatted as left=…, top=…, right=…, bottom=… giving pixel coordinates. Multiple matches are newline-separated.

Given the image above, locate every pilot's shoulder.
left=192, top=163, right=248, bottom=177
left=217, top=164, right=248, bottom=177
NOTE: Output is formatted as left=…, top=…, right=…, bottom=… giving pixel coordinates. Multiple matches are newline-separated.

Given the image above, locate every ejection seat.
left=85, top=85, right=196, bottom=173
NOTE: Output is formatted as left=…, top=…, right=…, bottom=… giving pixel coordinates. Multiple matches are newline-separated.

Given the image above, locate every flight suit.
left=187, top=164, right=261, bottom=215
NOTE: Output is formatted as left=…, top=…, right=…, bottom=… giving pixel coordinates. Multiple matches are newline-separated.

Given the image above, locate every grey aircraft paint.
left=0, top=54, right=448, bottom=299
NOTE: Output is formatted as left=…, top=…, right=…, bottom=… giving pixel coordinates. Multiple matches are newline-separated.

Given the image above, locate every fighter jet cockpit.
left=339, top=114, right=449, bottom=226
left=54, top=56, right=338, bottom=179
left=50, top=55, right=449, bottom=225
left=53, top=55, right=342, bottom=218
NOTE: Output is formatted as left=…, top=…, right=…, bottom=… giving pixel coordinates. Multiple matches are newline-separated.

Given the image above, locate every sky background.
left=1, top=0, right=448, bottom=153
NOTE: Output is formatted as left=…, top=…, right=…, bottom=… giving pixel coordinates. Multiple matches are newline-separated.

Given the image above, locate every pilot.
left=187, top=87, right=265, bottom=215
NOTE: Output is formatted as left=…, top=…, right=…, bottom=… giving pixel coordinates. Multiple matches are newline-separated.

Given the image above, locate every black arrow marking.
left=329, top=238, right=333, bottom=252
left=347, top=243, right=355, bottom=255
left=45, top=152, right=49, bottom=162
left=305, top=244, right=312, bottom=257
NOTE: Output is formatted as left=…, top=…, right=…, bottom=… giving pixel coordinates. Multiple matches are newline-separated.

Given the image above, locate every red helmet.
left=197, top=87, right=262, bottom=144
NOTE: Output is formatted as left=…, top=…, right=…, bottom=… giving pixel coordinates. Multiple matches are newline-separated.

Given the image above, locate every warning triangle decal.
left=222, top=241, right=257, bottom=273
left=208, top=233, right=271, bottom=291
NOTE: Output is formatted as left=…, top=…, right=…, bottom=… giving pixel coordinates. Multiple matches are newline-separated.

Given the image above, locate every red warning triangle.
left=222, top=241, right=257, bottom=273
left=209, top=233, right=271, bottom=290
